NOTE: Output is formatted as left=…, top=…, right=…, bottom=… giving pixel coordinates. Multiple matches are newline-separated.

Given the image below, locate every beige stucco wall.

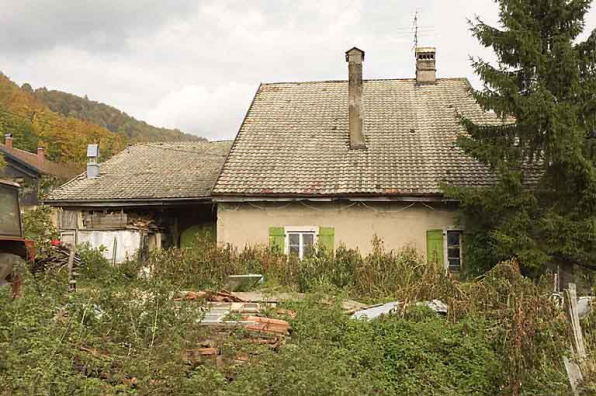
left=217, top=201, right=460, bottom=256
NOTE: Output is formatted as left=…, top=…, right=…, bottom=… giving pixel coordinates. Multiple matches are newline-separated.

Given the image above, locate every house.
left=212, top=47, right=506, bottom=272
left=44, top=141, right=232, bottom=263
left=0, top=134, right=80, bottom=206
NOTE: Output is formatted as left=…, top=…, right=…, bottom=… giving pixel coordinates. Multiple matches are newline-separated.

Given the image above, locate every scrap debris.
left=351, top=302, right=400, bottom=321
left=175, top=290, right=246, bottom=302
left=30, top=243, right=81, bottom=274
left=350, top=299, right=448, bottom=321
left=126, top=213, right=161, bottom=232
left=178, top=289, right=293, bottom=366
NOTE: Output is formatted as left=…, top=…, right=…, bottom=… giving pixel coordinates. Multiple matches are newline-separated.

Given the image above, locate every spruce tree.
left=445, top=0, right=596, bottom=275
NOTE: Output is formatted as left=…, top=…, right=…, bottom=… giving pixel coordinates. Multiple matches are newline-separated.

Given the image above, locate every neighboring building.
left=0, top=134, right=80, bottom=206
left=45, top=141, right=232, bottom=263
left=212, top=47, right=506, bottom=272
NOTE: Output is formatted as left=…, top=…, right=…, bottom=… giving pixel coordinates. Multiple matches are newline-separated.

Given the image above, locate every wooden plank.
left=565, top=283, right=586, bottom=359
left=84, top=212, right=127, bottom=230
left=67, top=248, right=76, bottom=292
left=564, top=356, right=584, bottom=396
left=563, top=283, right=586, bottom=395
left=60, top=210, right=79, bottom=229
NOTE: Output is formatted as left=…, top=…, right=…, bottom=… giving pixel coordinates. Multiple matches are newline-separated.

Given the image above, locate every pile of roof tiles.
left=176, top=290, right=294, bottom=366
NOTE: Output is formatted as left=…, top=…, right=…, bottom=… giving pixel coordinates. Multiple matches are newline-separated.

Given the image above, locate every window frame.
left=284, top=226, right=318, bottom=259
left=443, top=227, right=463, bottom=273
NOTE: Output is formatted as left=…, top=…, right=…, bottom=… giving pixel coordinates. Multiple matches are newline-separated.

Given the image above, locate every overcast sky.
left=2, top=0, right=595, bottom=140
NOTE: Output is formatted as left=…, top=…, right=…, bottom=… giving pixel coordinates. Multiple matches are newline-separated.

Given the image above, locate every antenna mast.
left=412, top=11, right=419, bottom=51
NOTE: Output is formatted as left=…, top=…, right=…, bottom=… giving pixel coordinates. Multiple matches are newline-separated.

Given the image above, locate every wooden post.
left=563, top=283, right=586, bottom=395
left=67, top=248, right=76, bottom=292
left=565, top=283, right=586, bottom=359
left=11, top=274, right=22, bottom=299
left=112, top=236, right=117, bottom=266
left=564, top=356, right=584, bottom=396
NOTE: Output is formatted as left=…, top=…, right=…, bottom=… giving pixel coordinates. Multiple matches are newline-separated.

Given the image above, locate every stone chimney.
left=345, top=47, right=366, bottom=149
left=415, top=47, right=436, bottom=84
left=86, top=144, right=100, bottom=178
left=4, top=134, right=12, bottom=149
left=37, top=147, right=45, bottom=167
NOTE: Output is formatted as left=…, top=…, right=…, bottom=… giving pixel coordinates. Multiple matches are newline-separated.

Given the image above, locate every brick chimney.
left=345, top=47, right=366, bottom=149
left=415, top=47, right=436, bottom=84
left=4, top=134, right=12, bottom=149
left=37, top=147, right=45, bottom=168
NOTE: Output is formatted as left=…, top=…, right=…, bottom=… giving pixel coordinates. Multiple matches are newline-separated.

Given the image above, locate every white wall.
left=74, top=230, right=142, bottom=264
left=217, top=201, right=460, bottom=255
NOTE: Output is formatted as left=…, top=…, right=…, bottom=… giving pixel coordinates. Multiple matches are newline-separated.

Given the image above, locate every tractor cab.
left=0, top=179, right=34, bottom=292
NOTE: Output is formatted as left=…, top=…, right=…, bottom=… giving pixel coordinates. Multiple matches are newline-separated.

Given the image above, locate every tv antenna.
left=412, top=10, right=419, bottom=51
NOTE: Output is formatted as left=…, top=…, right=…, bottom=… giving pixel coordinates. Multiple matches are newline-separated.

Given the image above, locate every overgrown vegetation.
left=22, top=206, right=58, bottom=249
left=1, top=220, right=594, bottom=395
left=140, top=236, right=435, bottom=301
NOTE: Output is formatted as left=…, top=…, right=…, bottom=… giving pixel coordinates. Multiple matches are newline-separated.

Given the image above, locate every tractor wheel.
left=0, top=253, right=22, bottom=288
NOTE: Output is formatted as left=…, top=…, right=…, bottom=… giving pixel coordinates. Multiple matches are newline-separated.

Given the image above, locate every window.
left=446, top=231, right=462, bottom=272
left=285, top=227, right=317, bottom=259
left=0, top=185, right=21, bottom=236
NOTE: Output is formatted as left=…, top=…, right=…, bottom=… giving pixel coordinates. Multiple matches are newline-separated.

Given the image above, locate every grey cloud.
left=0, top=0, right=197, bottom=54
left=2, top=0, right=595, bottom=140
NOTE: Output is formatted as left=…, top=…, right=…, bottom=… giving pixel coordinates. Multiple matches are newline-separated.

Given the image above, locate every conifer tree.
left=446, top=0, right=596, bottom=275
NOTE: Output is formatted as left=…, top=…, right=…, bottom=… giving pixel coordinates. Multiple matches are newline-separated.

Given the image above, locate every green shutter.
left=426, top=229, right=444, bottom=268
left=319, top=227, right=335, bottom=254
left=269, top=227, right=285, bottom=253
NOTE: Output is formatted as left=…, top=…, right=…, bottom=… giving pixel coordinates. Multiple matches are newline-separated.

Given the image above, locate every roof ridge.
left=0, top=143, right=37, bottom=157
left=131, top=140, right=233, bottom=147
left=261, top=77, right=469, bottom=85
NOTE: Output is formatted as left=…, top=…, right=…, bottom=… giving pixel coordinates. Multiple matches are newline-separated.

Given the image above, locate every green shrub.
left=227, top=300, right=503, bottom=396
left=140, top=236, right=435, bottom=299
left=22, top=205, right=58, bottom=252
left=0, top=257, right=590, bottom=395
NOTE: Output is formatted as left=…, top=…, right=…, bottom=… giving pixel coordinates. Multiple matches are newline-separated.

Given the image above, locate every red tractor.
left=0, top=179, right=34, bottom=297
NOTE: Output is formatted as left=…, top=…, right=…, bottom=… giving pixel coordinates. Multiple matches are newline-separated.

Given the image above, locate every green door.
left=180, top=224, right=215, bottom=248
left=426, top=230, right=444, bottom=268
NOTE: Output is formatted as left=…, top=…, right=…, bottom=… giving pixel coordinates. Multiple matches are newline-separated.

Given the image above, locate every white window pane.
left=303, top=233, right=314, bottom=256
left=289, top=233, right=300, bottom=245
left=288, top=233, right=300, bottom=256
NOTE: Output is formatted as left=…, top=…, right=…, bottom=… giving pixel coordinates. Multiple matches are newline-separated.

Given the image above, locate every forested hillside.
left=0, top=73, right=125, bottom=164
left=31, top=87, right=203, bottom=143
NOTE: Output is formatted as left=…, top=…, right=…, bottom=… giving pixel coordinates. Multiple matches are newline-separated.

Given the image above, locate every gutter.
left=212, top=195, right=459, bottom=203
left=43, top=197, right=213, bottom=208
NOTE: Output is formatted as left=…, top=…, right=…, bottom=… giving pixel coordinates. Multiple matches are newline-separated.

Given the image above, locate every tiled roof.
left=213, top=78, right=508, bottom=197
left=0, top=144, right=81, bottom=180
left=46, top=141, right=232, bottom=203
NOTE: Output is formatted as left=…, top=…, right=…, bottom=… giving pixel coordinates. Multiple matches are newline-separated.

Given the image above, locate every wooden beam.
left=565, top=283, right=587, bottom=359
left=564, top=356, right=584, bottom=396
left=563, top=283, right=586, bottom=395
left=67, top=248, right=76, bottom=293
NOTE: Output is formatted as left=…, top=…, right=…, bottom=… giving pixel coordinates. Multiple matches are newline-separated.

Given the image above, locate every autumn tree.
left=445, top=0, right=596, bottom=275
left=0, top=74, right=126, bottom=164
